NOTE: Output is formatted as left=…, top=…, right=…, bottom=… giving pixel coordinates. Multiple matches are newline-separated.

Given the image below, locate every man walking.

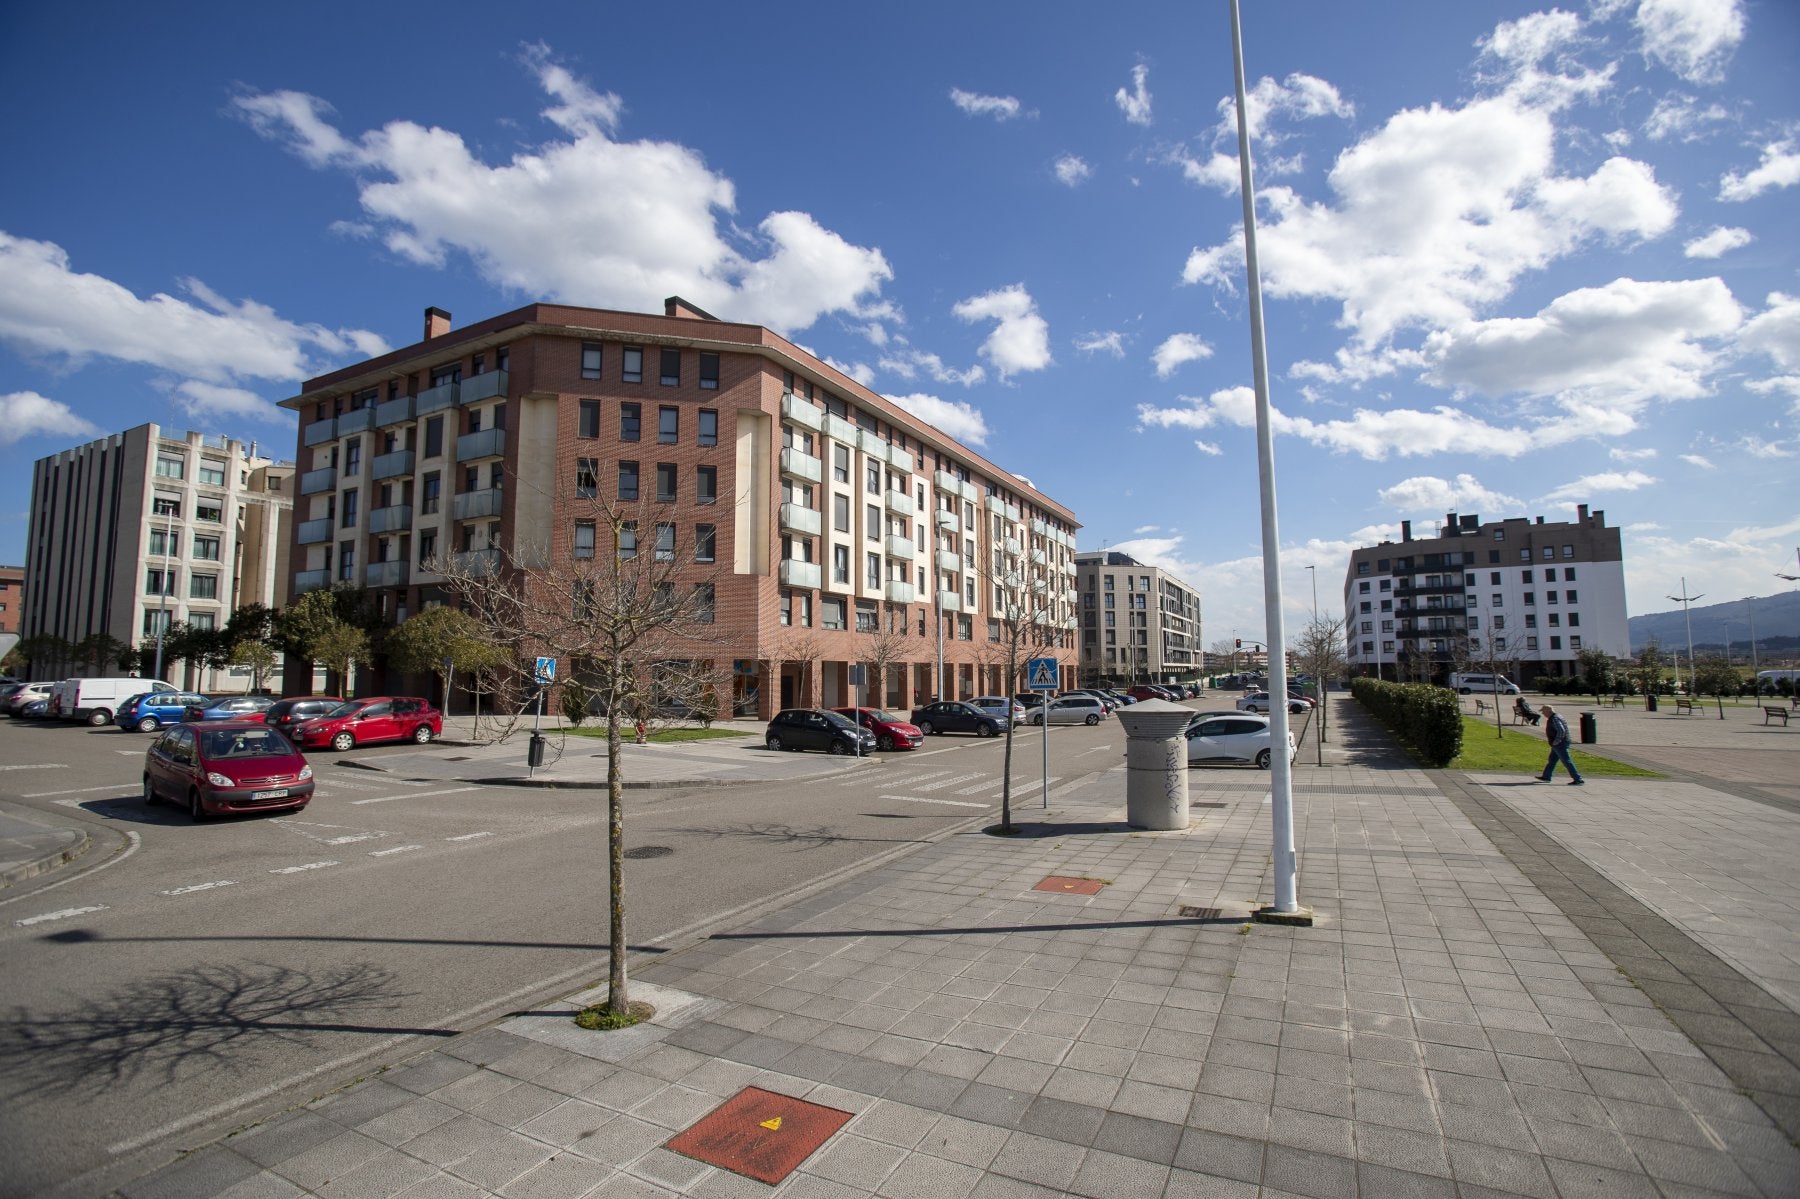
left=1537, top=704, right=1584, bottom=785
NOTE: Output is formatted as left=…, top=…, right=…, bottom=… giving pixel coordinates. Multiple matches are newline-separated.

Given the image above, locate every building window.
left=866, top=463, right=881, bottom=495
left=866, top=504, right=880, bottom=539
left=1526, top=636, right=1539, bottom=650
left=1543, top=546, right=1555, bottom=560
left=338, top=542, right=356, bottom=581
left=1562, top=544, right=1575, bottom=558
left=622, top=346, right=643, bottom=384
left=145, top=568, right=176, bottom=596
left=143, top=609, right=172, bottom=636
left=1524, top=592, right=1535, bottom=605
left=822, top=596, right=846, bottom=630
left=867, top=551, right=880, bottom=582
left=834, top=545, right=850, bottom=584
left=198, top=461, right=226, bottom=487
left=1570, top=635, right=1582, bottom=650
left=418, top=528, right=437, bottom=566
left=190, top=573, right=219, bottom=600
left=697, top=351, right=722, bottom=390
left=654, top=522, right=675, bottom=560
left=699, top=408, right=718, bottom=447
left=421, top=472, right=441, bottom=514
left=581, top=342, right=603, bottom=379
left=656, top=463, right=677, bottom=502
left=620, top=402, right=640, bottom=442
left=1568, top=612, right=1580, bottom=627
left=1519, top=549, right=1531, bottom=561
left=1565, top=589, right=1578, bottom=603
left=697, top=465, right=717, bottom=505
left=574, top=521, right=595, bottom=560
left=833, top=445, right=850, bottom=483
left=149, top=529, right=179, bottom=556
left=660, top=348, right=681, bottom=386
left=617, top=522, right=637, bottom=559
left=579, top=400, right=600, bottom=439
left=1546, top=591, right=1558, bottom=604
left=659, top=406, right=679, bottom=443
left=694, top=583, right=715, bottom=623
left=155, top=455, right=185, bottom=479
left=341, top=489, right=359, bottom=527
left=615, top=461, right=636, bottom=501
left=152, top=496, right=181, bottom=518
left=196, top=504, right=222, bottom=523
left=424, top=416, right=444, bottom=458
left=857, top=601, right=878, bottom=632
left=695, top=524, right=715, bottom=563
left=344, top=440, right=362, bottom=476
left=1521, top=570, right=1532, bottom=584
left=833, top=494, right=850, bottom=532
left=1491, top=594, right=1503, bottom=607
left=193, top=535, right=221, bottom=561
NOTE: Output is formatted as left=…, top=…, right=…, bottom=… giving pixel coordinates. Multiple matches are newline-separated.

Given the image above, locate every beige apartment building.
left=1074, top=551, right=1204, bottom=686
left=279, top=300, right=1082, bottom=716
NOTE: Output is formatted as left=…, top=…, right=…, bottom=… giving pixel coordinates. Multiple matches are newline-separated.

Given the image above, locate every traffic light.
left=1235, top=638, right=1241, bottom=648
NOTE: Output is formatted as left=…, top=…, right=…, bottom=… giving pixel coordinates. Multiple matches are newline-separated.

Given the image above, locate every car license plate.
left=251, top=789, right=289, bottom=801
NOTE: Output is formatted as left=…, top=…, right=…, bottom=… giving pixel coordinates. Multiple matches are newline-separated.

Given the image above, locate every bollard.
left=1115, top=700, right=1194, bottom=830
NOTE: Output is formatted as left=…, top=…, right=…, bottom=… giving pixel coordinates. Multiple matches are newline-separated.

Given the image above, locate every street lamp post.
left=1304, top=565, right=1317, bottom=623
left=1667, top=577, right=1703, bottom=695
left=151, top=506, right=176, bottom=681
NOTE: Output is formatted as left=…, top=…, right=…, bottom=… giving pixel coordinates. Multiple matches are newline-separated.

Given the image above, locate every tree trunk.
left=607, top=706, right=629, bottom=1013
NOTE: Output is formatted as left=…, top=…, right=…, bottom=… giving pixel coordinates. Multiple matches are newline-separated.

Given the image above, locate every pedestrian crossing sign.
left=1027, top=657, right=1058, bottom=690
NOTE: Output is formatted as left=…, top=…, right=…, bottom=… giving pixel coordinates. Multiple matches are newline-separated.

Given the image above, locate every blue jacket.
left=1546, top=713, right=1570, bottom=748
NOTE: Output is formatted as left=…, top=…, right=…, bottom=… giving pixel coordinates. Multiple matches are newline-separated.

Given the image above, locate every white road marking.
left=912, top=772, right=983, bottom=792
left=270, top=861, right=339, bottom=874
left=15, top=905, right=107, bottom=927
left=160, top=881, right=236, bottom=896
left=31, top=784, right=135, bottom=798
left=370, top=844, right=422, bottom=856
left=0, top=763, right=67, bottom=772
left=881, top=794, right=989, bottom=809
left=351, top=786, right=480, bottom=805
left=115, top=749, right=141, bottom=756
left=445, top=832, right=493, bottom=841
left=324, top=835, right=375, bottom=844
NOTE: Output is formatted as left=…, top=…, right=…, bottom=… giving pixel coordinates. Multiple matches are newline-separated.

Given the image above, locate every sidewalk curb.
left=0, top=825, right=91, bottom=889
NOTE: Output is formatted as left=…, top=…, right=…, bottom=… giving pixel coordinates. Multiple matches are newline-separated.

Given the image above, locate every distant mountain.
left=1629, top=590, right=1800, bottom=660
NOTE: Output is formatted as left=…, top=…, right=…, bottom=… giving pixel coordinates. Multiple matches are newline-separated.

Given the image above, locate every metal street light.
left=1304, top=564, right=1318, bottom=623
left=1667, top=577, right=1703, bottom=695
left=151, top=505, right=176, bottom=681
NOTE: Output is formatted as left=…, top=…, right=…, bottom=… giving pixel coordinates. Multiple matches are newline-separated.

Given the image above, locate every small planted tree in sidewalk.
left=978, top=537, right=1071, bottom=834
left=1293, top=612, right=1347, bottom=762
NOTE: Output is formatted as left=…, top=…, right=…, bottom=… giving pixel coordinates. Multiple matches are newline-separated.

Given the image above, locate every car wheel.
left=189, top=789, right=207, bottom=821
left=1255, top=749, right=1272, bottom=769
left=766, top=734, right=785, bottom=752
left=877, top=734, right=895, bottom=752
left=331, top=731, right=355, bottom=752
left=87, top=709, right=111, bottom=726
left=1085, top=713, right=1100, bottom=725
left=828, top=740, right=849, bottom=756
left=918, top=721, right=935, bottom=735
left=975, top=723, right=995, bottom=737
left=137, top=716, right=159, bottom=732
left=142, top=774, right=158, bottom=806
left=412, top=725, right=433, bottom=744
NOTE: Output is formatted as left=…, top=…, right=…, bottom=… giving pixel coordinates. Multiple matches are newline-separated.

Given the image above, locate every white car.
left=969, top=696, right=1026, bottom=726
left=1022, top=695, right=1109, bottom=726
left=1235, top=691, right=1312, bottom=715
left=1186, top=713, right=1295, bottom=769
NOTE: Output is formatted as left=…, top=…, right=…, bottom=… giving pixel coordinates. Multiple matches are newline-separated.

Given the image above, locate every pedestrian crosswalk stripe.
left=913, top=772, right=983, bottom=792
left=881, top=794, right=989, bottom=809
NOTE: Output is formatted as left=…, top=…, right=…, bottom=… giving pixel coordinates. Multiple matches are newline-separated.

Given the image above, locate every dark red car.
left=289, top=697, right=443, bottom=752
left=831, top=707, right=925, bottom=751
left=143, top=720, right=314, bottom=820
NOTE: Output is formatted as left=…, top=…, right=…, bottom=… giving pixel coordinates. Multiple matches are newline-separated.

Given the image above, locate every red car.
left=831, top=706, right=925, bottom=751
left=143, top=720, right=314, bottom=820
left=289, top=697, right=442, bottom=752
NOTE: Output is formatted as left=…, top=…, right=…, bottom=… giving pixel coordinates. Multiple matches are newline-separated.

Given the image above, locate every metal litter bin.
left=1646, top=694, right=1658, bottom=713
left=1579, top=712, right=1597, bottom=744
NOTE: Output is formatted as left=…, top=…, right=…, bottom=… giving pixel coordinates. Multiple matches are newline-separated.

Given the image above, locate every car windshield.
left=324, top=702, right=363, bottom=718
left=821, top=711, right=857, bottom=730
left=201, top=728, right=298, bottom=759
left=864, top=710, right=899, bottom=723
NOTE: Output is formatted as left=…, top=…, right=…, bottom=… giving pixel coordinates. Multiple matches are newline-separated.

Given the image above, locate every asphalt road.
left=0, top=713, right=1150, bottom=1198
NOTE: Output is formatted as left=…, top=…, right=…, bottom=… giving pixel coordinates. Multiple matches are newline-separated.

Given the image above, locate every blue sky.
left=2, top=0, right=1796, bottom=643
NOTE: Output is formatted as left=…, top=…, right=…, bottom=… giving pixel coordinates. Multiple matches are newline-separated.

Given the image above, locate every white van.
left=50, top=678, right=177, bottom=726
left=1448, top=673, right=1520, bottom=696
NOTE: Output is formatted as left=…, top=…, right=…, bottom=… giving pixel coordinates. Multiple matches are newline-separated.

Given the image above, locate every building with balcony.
left=1073, top=551, right=1204, bottom=685
left=22, top=424, right=295, bottom=688
left=279, top=299, right=1082, bottom=715
left=1342, top=507, right=1628, bottom=684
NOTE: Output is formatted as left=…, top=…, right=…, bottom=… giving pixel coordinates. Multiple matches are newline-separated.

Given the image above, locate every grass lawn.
left=1451, top=715, right=1662, bottom=778
left=562, top=724, right=750, bottom=744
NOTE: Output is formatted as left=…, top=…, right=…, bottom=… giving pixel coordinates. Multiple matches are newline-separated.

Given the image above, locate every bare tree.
left=860, top=609, right=914, bottom=711
left=1453, top=626, right=1523, bottom=739
left=766, top=625, right=827, bottom=712
left=434, top=495, right=722, bottom=1021
left=977, top=540, right=1072, bottom=833
left=1293, top=613, right=1348, bottom=762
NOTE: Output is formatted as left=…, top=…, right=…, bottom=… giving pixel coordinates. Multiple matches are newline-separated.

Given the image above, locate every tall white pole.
left=152, top=506, right=175, bottom=681
left=1668, top=578, right=1703, bottom=694
left=1230, top=0, right=1300, bottom=917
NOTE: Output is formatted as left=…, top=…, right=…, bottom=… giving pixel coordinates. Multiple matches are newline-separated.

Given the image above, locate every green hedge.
left=1351, top=678, right=1463, bottom=767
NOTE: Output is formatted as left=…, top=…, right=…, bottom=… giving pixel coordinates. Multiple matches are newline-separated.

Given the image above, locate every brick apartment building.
left=1342, top=507, right=1629, bottom=684
left=0, top=563, right=22, bottom=664
left=279, top=300, right=1082, bottom=717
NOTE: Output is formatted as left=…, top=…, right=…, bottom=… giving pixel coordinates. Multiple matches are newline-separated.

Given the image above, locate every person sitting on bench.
left=1515, top=697, right=1540, bottom=726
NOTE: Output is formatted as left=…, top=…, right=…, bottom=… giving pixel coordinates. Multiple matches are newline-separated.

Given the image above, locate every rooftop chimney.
left=1577, top=503, right=1589, bottom=523
left=423, top=307, right=452, bottom=340
left=663, top=295, right=721, bottom=321
left=1401, top=520, right=1412, bottom=542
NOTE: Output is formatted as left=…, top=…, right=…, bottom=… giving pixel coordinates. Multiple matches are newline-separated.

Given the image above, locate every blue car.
left=116, top=691, right=209, bottom=732
left=184, top=695, right=277, bottom=723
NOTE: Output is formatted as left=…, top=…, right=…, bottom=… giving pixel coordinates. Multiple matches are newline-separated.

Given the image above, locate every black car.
left=909, top=701, right=1004, bottom=737
left=765, top=708, right=877, bottom=755
left=264, top=696, right=347, bottom=736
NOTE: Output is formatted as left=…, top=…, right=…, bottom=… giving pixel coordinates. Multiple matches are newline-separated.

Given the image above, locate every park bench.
left=1675, top=698, right=1698, bottom=715
left=1472, top=698, right=1490, bottom=715
left=1601, top=695, right=1625, bottom=707
left=1765, top=706, right=1790, bottom=727
left=1512, top=699, right=1540, bottom=726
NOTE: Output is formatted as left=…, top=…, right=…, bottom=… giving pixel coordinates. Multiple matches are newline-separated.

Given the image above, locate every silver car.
left=1023, top=695, right=1109, bottom=726
left=969, top=695, right=1026, bottom=726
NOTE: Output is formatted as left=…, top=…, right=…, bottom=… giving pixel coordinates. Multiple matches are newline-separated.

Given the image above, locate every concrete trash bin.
left=1579, top=712, right=1597, bottom=744
left=1115, top=700, right=1194, bottom=831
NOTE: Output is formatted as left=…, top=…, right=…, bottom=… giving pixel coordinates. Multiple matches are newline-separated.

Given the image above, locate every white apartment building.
left=1074, top=551, right=1204, bottom=685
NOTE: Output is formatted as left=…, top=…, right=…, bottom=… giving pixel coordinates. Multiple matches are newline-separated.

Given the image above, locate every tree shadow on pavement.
left=0, top=959, right=441, bottom=1100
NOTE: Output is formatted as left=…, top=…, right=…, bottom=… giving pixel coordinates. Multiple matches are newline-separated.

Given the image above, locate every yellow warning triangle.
left=759, top=1116, right=782, bottom=1131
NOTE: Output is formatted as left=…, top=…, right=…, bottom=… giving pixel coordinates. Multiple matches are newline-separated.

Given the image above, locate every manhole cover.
left=1034, top=875, right=1105, bottom=896
left=665, top=1086, right=853, bottom=1184
left=624, top=846, right=674, bottom=860
left=1178, top=905, right=1222, bottom=919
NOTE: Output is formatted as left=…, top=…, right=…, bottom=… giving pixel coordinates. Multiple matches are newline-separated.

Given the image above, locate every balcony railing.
left=364, top=559, right=410, bottom=588
left=456, top=427, right=505, bottom=461
left=458, top=369, right=508, bottom=404
left=294, top=568, right=330, bottom=594
left=822, top=412, right=858, bottom=444
left=372, top=449, right=415, bottom=481
left=778, top=560, right=822, bottom=590
left=884, top=580, right=916, bottom=604
left=936, top=591, right=962, bottom=611
left=778, top=503, right=822, bottom=536
left=415, top=379, right=459, bottom=414
left=375, top=395, right=414, bottom=428
left=780, top=392, right=823, bottom=431
left=452, top=488, right=504, bottom=521
left=337, top=407, right=375, bottom=435
left=1003, top=537, right=1022, bottom=556
left=297, top=517, right=332, bottom=545
left=450, top=548, right=500, bottom=577
left=934, top=509, right=958, bottom=530
left=369, top=505, right=413, bottom=535
left=298, top=467, right=337, bottom=495
left=885, top=442, right=912, bottom=470
left=778, top=447, right=822, bottom=483
left=884, top=489, right=914, bottom=516
left=936, top=549, right=961, bottom=572
left=303, top=418, right=337, bottom=447
left=884, top=535, right=916, bottom=561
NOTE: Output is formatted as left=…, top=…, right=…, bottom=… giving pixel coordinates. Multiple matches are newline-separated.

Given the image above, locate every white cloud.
left=949, top=88, right=1024, bottom=121
left=1608, top=445, right=1658, bottom=461
left=1635, top=0, right=1745, bottom=85
left=169, top=381, right=290, bottom=424
left=952, top=285, right=1052, bottom=380
left=1053, top=155, right=1092, bottom=186
left=876, top=349, right=984, bottom=387
left=1737, top=292, right=1800, bottom=383
left=0, top=232, right=388, bottom=386
left=1644, top=94, right=1730, bottom=141
left=1115, top=64, right=1152, bottom=126
left=1539, top=469, right=1657, bottom=504
left=1720, top=140, right=1800, bottom=202
left=233, top=52, right=892, bottom=335
left=1377, top=474, right=1521, bottom=515
left=1680, top=453, right=1716, bottom=469
left=1151, top=332, right=1214, bottom=378
left=824, top=358, right=877, bottom=388
left=889, top=393, right=990, bottom=447
left=1132, top=525, right=1159, bottom=535
left=0, top=391, right=102, bottom=446
left=1178, top=72, right=1353, bottom=196
left=1074, top=331, right=1125, bottom=357
left=1193, top=439, right=1224, bottom=456
left=1475, top=10, right=1615, bottom=107
left=1683, top=226, right=1753, bottom=258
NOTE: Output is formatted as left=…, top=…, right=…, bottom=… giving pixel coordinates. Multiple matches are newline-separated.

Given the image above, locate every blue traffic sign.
left=534, top=656, right=557, bottom=684
left=1026, top=657, right=1059, bottom=691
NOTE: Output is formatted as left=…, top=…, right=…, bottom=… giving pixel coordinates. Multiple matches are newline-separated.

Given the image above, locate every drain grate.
left=1191, top=802, right=1228, bottom=809
left=624, top=846, right=674, bottom=859
left=665, top=1086, right=853, bottom=1184
left=1178, top=905, right=1223, bottom=919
